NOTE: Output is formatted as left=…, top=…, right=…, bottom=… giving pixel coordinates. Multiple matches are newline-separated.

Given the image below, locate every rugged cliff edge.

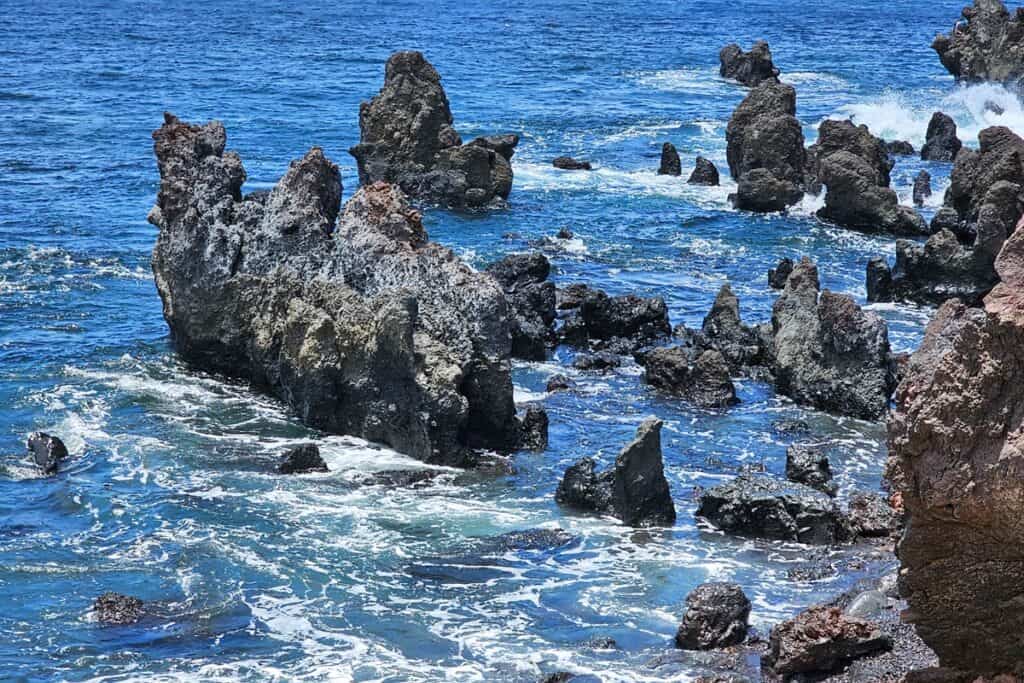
left=888, top=225, right=1024, bottom=676
left=149, top=113, right=520, bottom=466
left=933, top=0, right=1024, bottom=87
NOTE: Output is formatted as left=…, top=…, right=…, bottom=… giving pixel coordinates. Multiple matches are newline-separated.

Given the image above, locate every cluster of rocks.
left=657, top=143, right=720, bottom=186
left=933, top=0, right=1024, bottom=87
left=486, top=252, right=557, bottom=360
left=556, top=283, right=672, bottom=354
left=349, top=51, right=518, bottom=208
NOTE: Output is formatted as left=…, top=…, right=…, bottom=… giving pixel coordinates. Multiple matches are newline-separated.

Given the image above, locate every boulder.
left=578, top=289, right=671, bottom=351
left=546, top=374, right=575, bottom=392
left=719, top=41, right=781, bottom=87
left=486, top=252, right=557, bottom=360
left=553, top=156, right=592, bottom=171
left=149, top=114, right=520, bottom=467
left=932, top=0, right=1024, bottom=87
left=846, top=491, right=900, bottom=538
left=573, top=351, right=621, bottom=372
left=94, top=592, right=144, bottom=625
left=815, top=119, right=894, bottom=187
left=658, top=142, right=682, bottom=176
left=699, top=283, right=765, bottom=372
left=768, top=257, right=794, bottom=289
left=921, top=112, right=963, bottom=162
left=913, top=169, right=933, bottom=206
left=27, top=432, right=68, bottom=475
left=866, top=256, right=895, bottom=303
left=687, top=156, right=721, bottom=186
left=763, top=605, right=893, bottom=676
left=695, top=473, right=847, bottom=544
left=785, top=443, right=837, bottom=496
left=889, top=232, right=1024, bottom=674
left=675, top=582, right=752, bottom=650
left=886, top=140, right=916, bottom=156
left=725, top=81, right=808, bottom=212
left=770, top=258, right=897, bottom=420
left=556, top=418, right=675, bottom=527
left=349, top=51, right=517, bottom=208
left=519, top=404, right=549, bottom=452
left=643, top=347, right=739, bottom=408
left=277, top=444, right=328, bottom=474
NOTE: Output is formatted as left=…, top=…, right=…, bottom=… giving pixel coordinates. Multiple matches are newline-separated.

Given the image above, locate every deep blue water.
left=2, top=0, right=1022, bottom=680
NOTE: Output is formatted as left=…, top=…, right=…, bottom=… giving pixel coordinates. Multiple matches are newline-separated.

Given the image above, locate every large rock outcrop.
left=149, top=114, right=520, bottom=467
left=888, top=228, right=1024, bottom=676
left=349, top=51, right=517, bottom=208
left=719, top=40, right=781, bottom=87
left=932, top=0, right=1024, bottom=87
left=726, top=80, right=808, bottom=212
left=486, top=252, right=556, bottom=360
left=771, top=258, right=897, bottom=419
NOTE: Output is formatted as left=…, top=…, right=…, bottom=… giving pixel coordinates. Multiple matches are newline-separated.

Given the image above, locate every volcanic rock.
left=519, top=404, right=549, bottom=452
left=643, top=347, right=739, bottom=408
left=762, top=605, right=893, bottom=676
left=546, top=374, right=575, bottom=392
left=932, top=0, right=1024, bottom=87
left=553, top=156, right=592, bottom=171
left=573, top=351, right=621, bottom=372
left=277, top=443, right=328, bottom=474
left=27, top=432, right=68, bottom=475
left=675, top=582, right=752, bottom=650
left=688, top=156, right=721, bottom=186
left=658, top=142, right=682, bottom=176
left=486, top=252, right=557, bottom=360
left=921, top=112, right=963, bottom=162
left=866, top=256, right=895, bottom=302
left=886, top=140, right=916, bottom=156
left=94, top=592, right=144, bottom=625
left=913, top=170, right=933, bottom=206
left=768, top=257, right=794, bottom=289
left=846, top=491, right=900, bottom=538
left=719, top=41, right=781, bottom=87
left=785, top=443, right=837, bottom=496
left=699, top=283, right=766, bottom=372
left=578, top=289, right=671, bottom=351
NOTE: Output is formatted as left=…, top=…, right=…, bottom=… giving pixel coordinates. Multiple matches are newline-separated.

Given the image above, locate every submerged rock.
left=94, top=592, right=144, bottom=625
left=889, top=232, right=1024, bottom=675
left=277, top=444, right=328, bottom=474
left=658, top=142, right=682, bottom=176
left=763, top=605, right=893, bottom=677
left=349, top=51, right=517, bottom=208
left=687, top=156, right=720, bottom=186
left=556, top=418, right=676, bottom=527
left=486, top=252, right=556, bottom=360
left=768, top=257, right=794, bottom=289
left=913, top=169, right=933, bottom=206
left=719, top=40, right=780, bottom=87
left=553, top=156, right=592, bottom=171
left=921, top=112, right=963, bottom=162
left=785, top=443, right=837, bottom=497
left=933, top=0, right=1024, bottom=87
left=27, top=432, right=68, bottom=475
left=675, top=582, right=752, bottom=650
left=643, top=347, right=739, bottom=408
left=149, top=114, right=519, bottom=467
left=545, top=374, right=575, bottom=393
left=695, top=473, right=847, bottom=544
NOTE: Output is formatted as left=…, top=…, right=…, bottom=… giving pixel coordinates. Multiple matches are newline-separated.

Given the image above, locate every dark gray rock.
left=847, top=491, right=901, bottom=538
left=539, top=674, right=574, bottom=683
left=699, top=283, right=766, bottom=372
left=866, top=256, right=894, bottom=303
left=768, top=257, right=794, bottom=289
left=762, top=605, right=893, bottom=676
left=349, top=51, right=517, bottom=208
left=772, top=418, right=810, bottom=436
left=658, top=142, right=682, bottom=176
left=785, top=443, right=837, bottom=497
left=675, top=582, right=752, bottom=650
left=921, top=112, right=963, bottom=162
left=913, top=169, right=933, bottom=206
left=484, top=528, right=574, bottom=552
left=643, top=347, right=739, bottom=408
left=687, top=156, right=721, bottom=186
left=719, top=41, right=781, bottom=86
left=546, top=374, right=575, bottom=392
left=556, top=283, right=590, bottom=310
left=573, top=351, right=621, bottom=372
left=555, top=227, right=574, bottom=239
left=27, top=432, right=68, bottom=475
left=519, top=404, right=549, bottom=452
left=933, top=0, right=1024, bottom=87
left=556, top=418, right=676, bottom=527
left=149, top=114, right=520, bottom=468
left=696, top=473, right=848, bottom=544
left=886, top=140, right=916, bottom=156
left=579, top=289, right=671, bottom=351
left=277, top=444, right=328, bottom=474
left=553, top=156, right=592, bottom=171
left=487, top=252, right=556, bottom=360
left=94, top=592, right=144, bottom=625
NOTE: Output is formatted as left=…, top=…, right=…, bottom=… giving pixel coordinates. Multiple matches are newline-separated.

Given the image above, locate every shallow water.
left=0, top=0, right=1018, bottom=680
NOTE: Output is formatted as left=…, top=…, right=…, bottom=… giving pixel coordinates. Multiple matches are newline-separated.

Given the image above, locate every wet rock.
left=367, top=469, right=443, bottom=488
left=519, top=404, right=549, bottom=452
left=890, top=238, right=1024, bottom=674
left=556, top=283, right=590, bottom=310
left=545, top=374, right=575, bottom=392
left=150, top=114, right=519, bottom=467
left=584, top=636, right=618, bottom=650
left=846, top=490, right=901, bottom=538
left=695, top=473, right=847, bottom=544
left=913, top=169, right=933, bottom=206
left=866, top=256, right=895, bottom=303
left=763, top=605, right=893, bottom=677
left=785, top=443, right=837, bottom=497
left=921, top=112, right=963, bottom=162
left=726, top=80, right=808, bottom=212
left=277, top=443, right=328, bottom=474
left=349, top=51, right=517, bottom=208
left=94, top=592, right=144, bottom=625
left=485, top=528, right=575, bottom=552
left=719, top=41, right=781, bottom=87
left=556, top=227, right=574, bottom=239
left=27, top=432, right=68, bottom=475
left=933, top=0, right=1024, bottom=87
left=700, top=283, right=766, bottom=372
left=539, top=674, right=574, bottom=683
left=771, top=418, right=810, bottom=436
left=771, top=258, right=897, bottom=420
left=573, top=351, right=621, bottom=372
left=815, top=118, right=894, bottom=186
left=675, top=582, right=752, bottom=650
left=688, top=156, right=721, bottom=186
left=579, top=289, right=671, bottom=351
left=486, top=252, right=557, bottom=360
left=643, top=347, right=739, bottom=408
left=768, top=257, right=794, bottom=289
left=553, top=156, right=592, bottom=171
left=886, top=139, right=916, bottom=156
left=556, top=418, right=676, bottom=527
left=658, top=142, right=682, bottom=176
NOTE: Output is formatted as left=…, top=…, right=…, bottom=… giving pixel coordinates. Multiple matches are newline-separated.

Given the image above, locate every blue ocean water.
left=2, top=0, right=1022, bottom=680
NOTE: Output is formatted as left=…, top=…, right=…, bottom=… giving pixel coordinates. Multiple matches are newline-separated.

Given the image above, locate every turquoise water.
left=2, top=0, right=1021, bottom=680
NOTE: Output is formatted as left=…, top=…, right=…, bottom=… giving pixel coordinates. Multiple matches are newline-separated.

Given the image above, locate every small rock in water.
left=485, top=528, right=575, bottom=552
left=539, top=673, right=574, bottom=683
left=885, top=139, right=916, bottom=156
left=920, top=112, right=962, bottom=162
left=687, top=156, right=720, bottom=186
left=277, top=444, right=328, bottom=474
left=913, top=169, right=932, bottom=206
left=866, top=256, right=894, bottom=303
left=556, top=227, right=574, bottom=239
left=584, top=636, right=618, bottom=650
left=719, top=40, right=780, bottom=87
left=643, top=347, right=739, bottom=408
left=763, top=605, right=893, bottom=676
left=984, top=99, right=1006, bottom=116
left=368, top=469, right=441, bottom=488
left=94, top=592, right=144, bottom=625
left=552, top=156, right=592, bottom=171
left=27, top=432, right=69, bottom=475
left=675, top=582, right=751, bottom=650
left=785, top=443, right=837, bottom=497
left=658, top=142, right=682, bottom=176
left=545, top=374, right=575, bottom=392
left=768, top=257, right=794, bottom=289
left=519, top=404, right=549, bottom=452
left=573, top=351, right=621, bottom=372
left=771, top=418, right=810, bottom=435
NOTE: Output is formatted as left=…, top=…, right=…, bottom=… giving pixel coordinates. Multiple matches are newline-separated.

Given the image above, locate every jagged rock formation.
left=763, top=605, right=893, bottom=677
left=913, top=170, right=933, bottom=206
left=658, top=142, right=681, bottom=176
left=486, top=252, right=556, bottom=360
left=768, top=257, right=794, bottom=289
left=786, top=443, right=837, bottom=496
left=886, top=139, right=916, bottom=156
left=814, top=120, right=929, bottom=236
left=149, top=114, right=520, bottom=467
left=933, top=0, right=1024, bottom=87
left=687, top=156, right=720, bottom=186
left=726, top=80, right=808, bottom=212
left=642, top=347, right=739, bottom=408
left=719, top=41, right=780, bottom=86
left=889, top=227, right=1024, bottom=676
left=27, top=432, right=68, bottom=475
left=553, top=156, right=592, bottom=171
left=519, top=404, right=549, bottom=452
left=349, top=51, right=517, bottom=208
left=558, top=285, right=671, bottom=353
left=921, top=112, right=963, bottom=162
left=277, top=444, right=328, bottom=474
left=866, top=256, right=894, bottom=302
left=675, top=583, right=751, bottom=650
left=846, top=491, right=901, bottom=538
left=699, top=283, right=767, bottom=372
left=771, top=258, right=897, bottom=419
left=556, top=418, right=676, bottom=527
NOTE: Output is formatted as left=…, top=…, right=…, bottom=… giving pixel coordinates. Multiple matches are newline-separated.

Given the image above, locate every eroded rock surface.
left=643, top=347, right=739, bottom=408
left=688, top=156, right=721, bottom=186
left=486, top=252, right=556, bottom=360
left=921, top=112, right=963, bottom=162
left=675, top=582, right=751, bottom=650
left=719, top=40, right=780, bottom=87
left=933, top=0, right=1024, bottom=87
left=785, top=443, right=837, bottom=497
left=763, top=605, right=893, bottom=677
left=277, top=444, right=328, bottom=474
left=658, top=142, right=682, bottom=176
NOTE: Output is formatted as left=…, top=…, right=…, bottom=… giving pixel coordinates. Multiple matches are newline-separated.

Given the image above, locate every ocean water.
left=1, top=0, right=1020, bottom=680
